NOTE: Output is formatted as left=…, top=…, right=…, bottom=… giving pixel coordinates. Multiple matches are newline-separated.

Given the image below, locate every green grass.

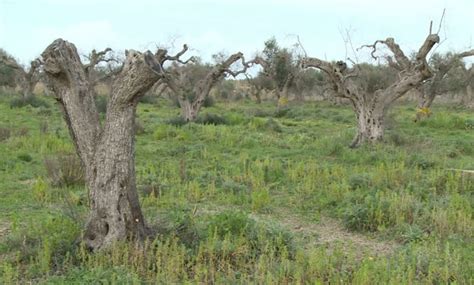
left=0, top=93, right=473, bottom=284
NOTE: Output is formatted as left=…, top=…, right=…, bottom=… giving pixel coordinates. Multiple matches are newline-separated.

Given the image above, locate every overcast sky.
left=0, top=0, right=473, bottom=66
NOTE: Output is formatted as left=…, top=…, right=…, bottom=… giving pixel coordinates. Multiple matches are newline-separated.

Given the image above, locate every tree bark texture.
left=41, top=39, right=163, bottom=250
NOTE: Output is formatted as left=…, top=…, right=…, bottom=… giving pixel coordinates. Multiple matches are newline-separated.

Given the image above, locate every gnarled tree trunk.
left=42, top=39, right=164, bottom=250
left=179, top=98, right=198, bottom=122
left=302, top=33, right=440, bottom=147
left=351, top=102, right=385, bottom=147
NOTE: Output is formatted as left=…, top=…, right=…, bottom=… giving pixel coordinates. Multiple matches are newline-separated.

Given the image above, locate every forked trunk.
left=42, top=39, right=163, bottom=250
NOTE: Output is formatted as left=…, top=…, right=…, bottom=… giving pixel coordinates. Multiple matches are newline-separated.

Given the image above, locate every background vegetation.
left=0, top=89, right=472, bottom=283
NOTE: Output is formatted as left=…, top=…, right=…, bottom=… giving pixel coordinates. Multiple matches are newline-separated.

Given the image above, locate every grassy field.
left=0, top=92, right=473, bottom=284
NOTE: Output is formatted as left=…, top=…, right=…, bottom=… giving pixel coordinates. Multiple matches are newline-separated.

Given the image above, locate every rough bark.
left=302, top=33, right=439, bottom=147
left=41, top=39, right=164, bottom=250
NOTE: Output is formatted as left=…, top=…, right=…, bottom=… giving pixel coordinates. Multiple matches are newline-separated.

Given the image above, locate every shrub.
left=153, top=125, right=178, bottom=140
left=465, top=119, right=474, bottom=130
left=387, top=132, right=409, bottom=146
left=166, top=116, right=188, bottom=127
left=16, top=127, right=29, bottom=137
left=0, top=127, right=11, bottom=142
left=17, top=153, right=33, bottom=162
left=202, top=96, right=215, bottom=108
left=37, top=107, right=53, bottom=116
left=399, top=224, right=426, bottom=244
left=248, top=108, right=272, bottom=118
left=221, top=180, right=248, bottom=194
left=44, top=153, right=85, bottom=187
left=343, top=204, right=371, bottom=232
left=273, top=107, right=290, bottom=118
left=9, top=96, right=50, bottom=108
left=348, top=174, right=371, bottom=190
left=39, top=121, right=49, bottom=134
left=263, top=118, right=282, bottom=133
left=205, top=210, right=294, bottom=256
left=196, top=113, right=228, bottom=125
left=408, top=155, right=437, bottom=170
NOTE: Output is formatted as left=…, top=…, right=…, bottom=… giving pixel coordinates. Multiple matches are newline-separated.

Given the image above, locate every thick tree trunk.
left=42, top=39, right=162, bottom=250
left=180, top=99, right=198, bottom=122
left=83, top=104, right=147, bottom=249
left=350, top=102, right=385, bottom=148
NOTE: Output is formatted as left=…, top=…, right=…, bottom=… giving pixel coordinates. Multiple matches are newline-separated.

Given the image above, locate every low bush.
left=166, top=116, right=188, bottom=127
left=0, top=127, right=11, bottom=142
left=17, top=153, right=33, bottom=162
left=44, top=153, right=85, bottom=187
left=9, top=96, right=50, bottom=108
left=196, top=113, right=228, bottom=125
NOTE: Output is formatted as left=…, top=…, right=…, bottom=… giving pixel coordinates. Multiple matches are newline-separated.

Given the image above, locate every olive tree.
left=0, top=49, right=17, bottom=88
left=254, top=38, right=299, bottom=107
left=0, top=50, right=40, bottom=98
left=40, top=38, right=181, bottom=250
left=244, top=73, right=274, bottom=104
left=161, top=49, right=254, bottom=122
left=302, top=32, right=440, bottom=147
left=414, top=49, right=474, bottom=121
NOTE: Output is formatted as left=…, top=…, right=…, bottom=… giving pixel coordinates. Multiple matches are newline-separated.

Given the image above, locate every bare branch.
left=224, top=55, right=256, bottom=78
left=436, top=8, right=446, bottom=34
left=357, top=40, right=386, bottom=61
left=359, top=38, right=411, bottom=69
left=459, top=49, right=474, bottom=58
left=84, top=48, right=114, bottom=73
